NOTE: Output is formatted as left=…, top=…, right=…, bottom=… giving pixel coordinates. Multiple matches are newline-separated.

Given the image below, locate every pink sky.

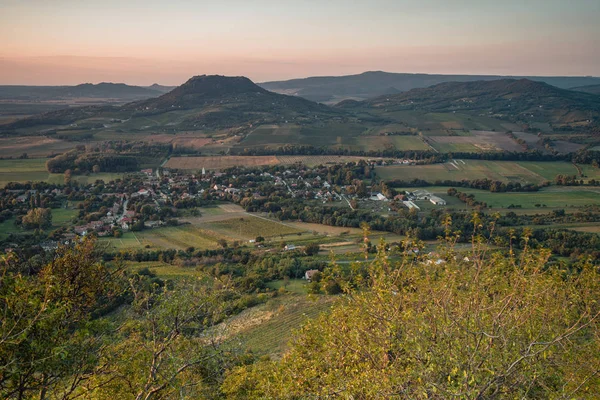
left=1, top=0, right=598, bottom=85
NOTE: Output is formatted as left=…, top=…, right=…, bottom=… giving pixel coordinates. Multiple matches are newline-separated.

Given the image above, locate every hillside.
left=260, top=71, right=600, bottom=103
left=346, top=79, right=600, bottom=129
left=571, top=84, right=600, bottom=95
left=3, top=75, right=342, bottom=132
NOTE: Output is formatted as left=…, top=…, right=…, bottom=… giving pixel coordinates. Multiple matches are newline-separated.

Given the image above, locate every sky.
left=0, top=0, right=599, bottom=85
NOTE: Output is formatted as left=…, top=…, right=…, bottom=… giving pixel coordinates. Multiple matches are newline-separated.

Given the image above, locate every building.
left=304, top=269, right=320, bottom=281
left=403, top=201, right=420, bottom=210
left=430, top=195, right=447, bottom=205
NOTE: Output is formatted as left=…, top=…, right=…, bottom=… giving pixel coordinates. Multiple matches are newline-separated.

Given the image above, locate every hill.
left=345, top=79, right=600, bottom=129
left=570, top=84, right=600, bottom=95
left=4, top=75, right=342, bottom=132
left=0, top=83, right=162, bottom=102
left=260, top=71, right=600, bottom=103
left=145, top=83, right=177, bottom=93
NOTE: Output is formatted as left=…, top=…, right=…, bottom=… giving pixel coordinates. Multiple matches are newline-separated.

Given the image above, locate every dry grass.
left=0, top=137, right=74, bottom=157
left=165, top=155, right=381, bottom=170
left=165, top=155, right=280, bottom=170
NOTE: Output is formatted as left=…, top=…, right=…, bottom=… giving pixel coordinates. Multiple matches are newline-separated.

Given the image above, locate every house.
left=284, top=244, right=296, bottom=251
left=304, top=269, right=320, bottom=282
left=141, top=168, right=153, bottom=176
left=430, top=195, right=447, bottom=206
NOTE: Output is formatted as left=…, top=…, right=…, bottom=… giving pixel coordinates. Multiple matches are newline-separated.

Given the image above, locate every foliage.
left=0, top=238, right=126, bottom=399
left=21, top=207, right=52, bottom=230
left=223, top=232, right=600, bottom=398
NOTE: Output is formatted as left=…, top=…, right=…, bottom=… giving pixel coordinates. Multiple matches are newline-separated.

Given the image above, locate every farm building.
left=284, top=244, right=297, bottom=251
left=370, top=192, right=388, bottom=201
left=403, top=201, right=420, bottom=210
left=304, top=269, right=320, bottom=281
left=430, top=195, right=447, bottom=205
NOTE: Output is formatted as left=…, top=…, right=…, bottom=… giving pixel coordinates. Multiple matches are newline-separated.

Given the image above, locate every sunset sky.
left=1, top=0, right=599, bottom=85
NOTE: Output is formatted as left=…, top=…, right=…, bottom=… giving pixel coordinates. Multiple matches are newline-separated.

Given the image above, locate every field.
left=0, top=158, right=50, bottom=186
left=373, top=110, right=521, bottom=133
left=426, top=131, right=524, bottom=153
left=343, top=135, right=430, bottom=151
left=377, top=160, right=583, bottom=184
left=100, top=225, right=234, bottom=251
left=215, top=293, right=335, bottom=357
left=237, top=122, right=368, bottom=149
left=101, top=212, right=309, bottom=251
left=165, top=155, right=279, bottom=170
left=399, top=186, right=600, bottom=211
left=0, top=158, right=124, bottom=187
left=277, top=155, right=380, bottom=166
left=166, top=155, right=382, bottom=170
left=205, top=215, right=304, bottom=240
left=240, top=124, right=303, bottom=147
left=0, top=136, right=75, bottom=158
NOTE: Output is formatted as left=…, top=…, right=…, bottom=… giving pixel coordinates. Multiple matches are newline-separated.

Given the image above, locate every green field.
left=378, top=160, right=582, bottom=184
left=206, top=215, right=304, bottom=240
left=399, top=186, right=600, bottom=210
left=0, top=159, right=49, bottom=186
left=100, top=225, right=235, bottom=251
left=0, top=158, right=124, bottom=187
left=265, top=279, right=309, bottom=294
left=125, top=261, right=205, bottom=280
left=238, top=122, right=367, bottom=149
left=374, top=110, right=520, bottom=133
left=345, top=135, right=429, bottom=151
left=219, top=293, right=335, bottom=357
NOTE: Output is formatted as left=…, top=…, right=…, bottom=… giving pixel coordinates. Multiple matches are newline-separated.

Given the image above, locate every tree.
left=0, top=238, right=126, bottom=399
left=21, top=207, right=52, bottom=230
left=223, top=235, right=600, bottom=398
left=304, top=242, right=320, bottom=256
left=92, top=164, right=101, bottom=173
left=87, top=276, right=242, bottom=400
left=64, top=169, right=73, bottom=185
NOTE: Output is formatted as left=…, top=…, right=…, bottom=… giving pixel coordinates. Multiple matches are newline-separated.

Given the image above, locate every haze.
left=1, top=0, right=599, bottom=85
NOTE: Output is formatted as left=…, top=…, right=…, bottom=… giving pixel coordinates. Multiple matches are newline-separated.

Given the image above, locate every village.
left=0, top=159, right=450, bottom=252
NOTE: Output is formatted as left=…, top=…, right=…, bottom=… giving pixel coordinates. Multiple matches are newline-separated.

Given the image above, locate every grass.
left=265, top=279, right=309, bottom=295
left=377, top=160, right=583, bottom=185
left=0, top=159, right=123, bottom=187
left=206, top=215, right=304, bottom=240
left=0, top=218, right=20, bottom=240
left=221, top=293, right=335, bottom=357
left=396, top=186, right=600, bottom=210
left=51, top=207, right=78, bottom=227
left=125, top=261, right=205, bottom=280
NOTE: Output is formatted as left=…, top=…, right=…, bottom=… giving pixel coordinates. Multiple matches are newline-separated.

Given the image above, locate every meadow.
left=218, top=293, right=335, bottom=357
left=398, top=186, right=600, bottom=211
left=0, top=158, right=124, bottom=187
left=377, top=160, right=584, bottom=184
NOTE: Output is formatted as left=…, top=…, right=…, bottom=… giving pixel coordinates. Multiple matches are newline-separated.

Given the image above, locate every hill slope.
left=570, top=84, right=600, bottom=96
left=345, top=79, right=600, bottom=129
left=261, top=71, right=600, bottom=103
left=4, top=75, right=342, bottom=132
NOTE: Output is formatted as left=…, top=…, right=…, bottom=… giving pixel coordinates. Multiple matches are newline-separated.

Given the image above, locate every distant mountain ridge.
left=260, top=71, right=600, bottom=103
left=0, top=82, right=164, bottom=102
